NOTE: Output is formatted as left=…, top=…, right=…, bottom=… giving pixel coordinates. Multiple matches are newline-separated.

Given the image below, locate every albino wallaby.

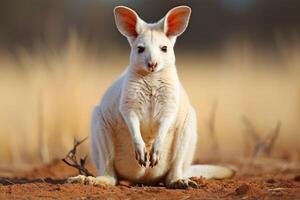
left=68, top=5, right=235, bottom=189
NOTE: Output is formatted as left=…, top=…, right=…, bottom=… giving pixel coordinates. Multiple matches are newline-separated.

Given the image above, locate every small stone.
left=294, top=175, right=300, bottom=182
left=235, top=184, right=250, bottom=195
left=266, top=179, right=276, bottom=184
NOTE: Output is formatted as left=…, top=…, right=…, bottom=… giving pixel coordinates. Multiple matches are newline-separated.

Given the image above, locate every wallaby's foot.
left=167, top=178, right=199, bottom=189
left=67, top=175, right=86, bottom=184
left=134, top=141, right=147, bottom=167
left=67, top=175, right=116, bottom=186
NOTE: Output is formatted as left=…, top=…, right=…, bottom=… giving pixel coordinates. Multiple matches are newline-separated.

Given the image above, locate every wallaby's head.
left=114, top=6, right=191, bottom=74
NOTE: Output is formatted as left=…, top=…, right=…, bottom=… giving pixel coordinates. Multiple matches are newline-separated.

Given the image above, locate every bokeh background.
left=1, top=0, right=300, bottom=170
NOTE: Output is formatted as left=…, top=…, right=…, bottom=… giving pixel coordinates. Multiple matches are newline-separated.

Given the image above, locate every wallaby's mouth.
left=133, top=63, right=160, bottom=76
left=149, top=67, right=156, bottom=72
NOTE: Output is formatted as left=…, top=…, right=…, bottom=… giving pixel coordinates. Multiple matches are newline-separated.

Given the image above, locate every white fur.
left=68, top=6, right=234, bottom=188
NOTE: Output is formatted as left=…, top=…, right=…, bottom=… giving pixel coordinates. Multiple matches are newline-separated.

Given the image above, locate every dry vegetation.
left=1, top=34, right=300, bottom=199
left=1, top=34, right=300, bottom=170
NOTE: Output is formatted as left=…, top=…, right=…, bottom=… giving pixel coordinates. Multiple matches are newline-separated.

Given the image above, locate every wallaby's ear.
left=162, top=6, right=191, bottom=37
left=114, top=6, right=143, bottom=38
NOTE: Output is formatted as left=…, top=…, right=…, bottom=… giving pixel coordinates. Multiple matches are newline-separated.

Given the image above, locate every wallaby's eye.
left=161, top=46, right=167, bottom=53
left=137, top=46, right=145, bottom=54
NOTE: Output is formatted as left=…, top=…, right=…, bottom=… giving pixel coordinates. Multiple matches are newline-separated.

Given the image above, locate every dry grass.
left=1, top=34, right=300, bottom=168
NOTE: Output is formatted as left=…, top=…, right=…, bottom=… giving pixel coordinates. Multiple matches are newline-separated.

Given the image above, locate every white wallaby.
left=67, top=5, right=235, bottom=189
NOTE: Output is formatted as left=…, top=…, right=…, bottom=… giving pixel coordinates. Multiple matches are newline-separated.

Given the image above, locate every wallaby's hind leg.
left=67, top=106, right=117, bottom=186
left=166, top=107, right=199, bottom=189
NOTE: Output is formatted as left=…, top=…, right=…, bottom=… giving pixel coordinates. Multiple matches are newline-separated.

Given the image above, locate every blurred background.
left=1, top=0, right=300, bottom=169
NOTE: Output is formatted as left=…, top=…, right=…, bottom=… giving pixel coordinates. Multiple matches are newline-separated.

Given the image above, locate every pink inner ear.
left=166, top=9, right=187, bottom=37
left=118, top=9, right=138, bottom=37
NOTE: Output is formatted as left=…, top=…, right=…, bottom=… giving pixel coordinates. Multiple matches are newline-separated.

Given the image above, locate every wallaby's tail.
left=184, top=165, right=235, bottom=179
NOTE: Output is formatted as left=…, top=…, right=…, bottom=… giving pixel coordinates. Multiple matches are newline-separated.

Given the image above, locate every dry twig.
left=62, top=137, right=94, bottom=177
left=264, top=121, right=281, bottom=156
left=208, top=99, right=220, bottom=155
left=242, top=116, right=281, bottom=158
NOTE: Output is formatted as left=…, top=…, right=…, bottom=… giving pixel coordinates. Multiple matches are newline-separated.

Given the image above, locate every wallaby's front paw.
left=149, top=139, right=161, bottom=167
left=134, top=142, right=147, bottom=167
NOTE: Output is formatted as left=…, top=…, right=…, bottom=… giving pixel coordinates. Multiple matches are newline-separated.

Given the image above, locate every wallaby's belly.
left=113, top=124, right=175, bottom=184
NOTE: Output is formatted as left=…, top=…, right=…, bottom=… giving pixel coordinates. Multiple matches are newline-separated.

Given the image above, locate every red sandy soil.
left=0, top=158, right=300, bottom=200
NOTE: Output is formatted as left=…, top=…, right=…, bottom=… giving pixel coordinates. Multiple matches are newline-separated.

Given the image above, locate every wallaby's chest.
left=122, top=76, right=178, bottom=140
left=138, top=88, right=160, bottom=137
left=126, top=78, right=173, bottom=118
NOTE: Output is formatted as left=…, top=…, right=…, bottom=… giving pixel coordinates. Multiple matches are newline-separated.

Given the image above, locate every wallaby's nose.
left=148, top=62, right=158, bottom=72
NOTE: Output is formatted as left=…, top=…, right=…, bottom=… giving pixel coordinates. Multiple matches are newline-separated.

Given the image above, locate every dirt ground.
left=0, top=158, right=300, bottom=200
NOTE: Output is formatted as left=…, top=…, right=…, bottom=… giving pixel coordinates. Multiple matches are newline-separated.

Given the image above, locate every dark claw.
left=150, top=162, right=154, bottom=168
left=183, top=183, right=189, bottom=189
left=149, top=150, right=159, bottom=167
left=188, top=180, right=200, bottom=189
left=135, top=149, right=148, bottom=167
left=138, top=159, right=146, bottom=167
